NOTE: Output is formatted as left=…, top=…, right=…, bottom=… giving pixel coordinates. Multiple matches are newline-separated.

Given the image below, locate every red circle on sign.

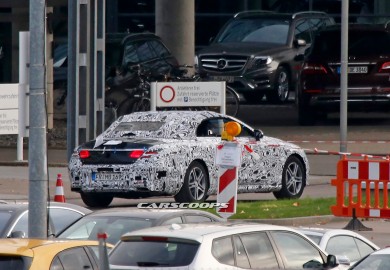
left=160, top=86, right=175, bottom=103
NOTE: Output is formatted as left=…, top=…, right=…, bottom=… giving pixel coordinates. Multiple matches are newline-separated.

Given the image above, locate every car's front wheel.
left=80, top=192, right=114, bottom=208
left=174, top=161, right=209, bottom=203
left=267, top=66, right=290, bottom=103
left=273, top=156, right=306, bottom=199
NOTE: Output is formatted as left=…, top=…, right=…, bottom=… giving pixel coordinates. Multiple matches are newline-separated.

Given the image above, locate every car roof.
left=0, top=238, right=104, bottom=257
left=371, top=247, right=390, bottom=255
left=0, top=202, right=91, bottom=214
left=121, top=222, right=305, bottom=243
left=84, top=208, right=223, bottom=220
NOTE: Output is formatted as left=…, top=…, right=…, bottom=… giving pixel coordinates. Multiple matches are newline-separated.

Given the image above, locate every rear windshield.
left=311, top=30, right=390, bottom=57
left=0, top=256, right=32, bottom=270
left=109, top=240, right=200, bottom=267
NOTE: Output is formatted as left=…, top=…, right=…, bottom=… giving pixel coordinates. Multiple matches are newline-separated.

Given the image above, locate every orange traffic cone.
left=54, top=173, right=66, bottom=202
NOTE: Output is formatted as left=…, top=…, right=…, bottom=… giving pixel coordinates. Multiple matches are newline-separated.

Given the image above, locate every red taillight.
left=302, top=63, right=328, bottom=74
left=379, top=62, right=390, bottom=73
left=129, top=150, right=145, bottom=159
left=79, top=150, right=90, bottom=159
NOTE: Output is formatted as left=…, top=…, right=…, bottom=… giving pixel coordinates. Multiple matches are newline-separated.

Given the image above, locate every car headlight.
left=246, top=56, right=273, bottom=70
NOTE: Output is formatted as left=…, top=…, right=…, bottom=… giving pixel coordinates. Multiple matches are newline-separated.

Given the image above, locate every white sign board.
left=215, top=142, right=242, bottom=167
left=152, top=81, right=225, bottom=107
left=0, top=84, right=19, bottom=135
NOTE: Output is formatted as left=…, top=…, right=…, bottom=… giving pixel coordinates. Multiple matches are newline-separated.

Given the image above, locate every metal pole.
left=28, top=0, right=48, bottom=237
left=340, top=0, right=349, bottom=153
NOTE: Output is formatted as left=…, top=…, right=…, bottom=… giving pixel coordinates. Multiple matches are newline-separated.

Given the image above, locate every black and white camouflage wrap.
left=68, top=111, right=309, bottom=197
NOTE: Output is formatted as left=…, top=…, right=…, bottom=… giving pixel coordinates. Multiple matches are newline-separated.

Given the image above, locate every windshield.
left=110, top=240, right=200, bottom=267
left=0, top=256, right=32, bottom=270
left=216, top=18, right=290, bottom=44
left=58, top=216, right=154, bottom=245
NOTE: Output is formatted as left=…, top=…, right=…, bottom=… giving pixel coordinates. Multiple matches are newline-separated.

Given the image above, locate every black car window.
left=0, top=256, right=31, bottom=270
left=49, top=208, right=85, bottom=235
left=239, top=232, right=279, bottom=269
left=294, top=19, right=312, bottom=44
left=149, top=40, right=171, bottom=58
left=123, top=42, right=139, bottom=65
left=137, top=40, right=156, bottom=62
left=212, top=236, right=234, bottom=266
left=216, top=18, right=290, bottom=45
left=55, top=247, right=95, bottom=270
left=196, top=119, right=224, bottom=137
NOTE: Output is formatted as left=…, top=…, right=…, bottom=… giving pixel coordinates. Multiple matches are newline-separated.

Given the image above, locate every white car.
left=348, top=247, right=390, bottom=270
left=68, top=110, right=309, bottom=207
left=298, top=227, right=380, bottom=266
left=109, top=223, right=349, bottom=269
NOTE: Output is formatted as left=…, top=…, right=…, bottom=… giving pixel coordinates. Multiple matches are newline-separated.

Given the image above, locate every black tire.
left=174, top=161, right=209, bottom=203
left=225, top=86, right=240, bottom=117
left=80, top=192, right=114, bottom=208
left=273, top=156, right=306, bottom=200
left=242, top=92, right=265, bottom=104
left=266, top=66, right=290, bottom=103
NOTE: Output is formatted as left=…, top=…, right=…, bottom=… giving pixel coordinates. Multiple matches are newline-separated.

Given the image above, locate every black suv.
left=195, top=11, right=335, bottom=103
left=297, top=23, right=390, bottom=125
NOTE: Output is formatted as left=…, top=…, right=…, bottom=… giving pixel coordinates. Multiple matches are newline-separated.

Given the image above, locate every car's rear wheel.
left=174, top=161, right=209, bottom=203
left=273, top=156, right=306, bottom=199
left=267, top=66, right=290, bottom=103
left=80, top=192, right=114, bottom=208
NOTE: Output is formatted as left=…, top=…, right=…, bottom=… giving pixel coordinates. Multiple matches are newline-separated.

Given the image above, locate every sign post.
left=215, top=122, right=242, bottom=219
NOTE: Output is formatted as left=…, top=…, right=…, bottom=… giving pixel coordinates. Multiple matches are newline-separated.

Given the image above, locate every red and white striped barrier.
left=341, top=160, right=390, bottom=181
left=303, top=147, right=390, bottom=160
left=217, top=166, right=238, bottom=219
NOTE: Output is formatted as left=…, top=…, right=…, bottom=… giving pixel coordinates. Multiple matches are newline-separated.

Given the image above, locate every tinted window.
left=56, top=247, right=95, bottom=270
left=240, top=232, right=279, bottom=269
left=216, top=18, right=290, bottom=44
left=49, top=208, right=84, bottom=234
left=137, top=41, right=155, bottom=62
left=149, top=40, right=171, bottom=58
left=110, top=240, right=199, bottom=267
left=294, top=19, right=312, bottom=44
left=212, top=236, right=234, bottom=265
left=271, top=231, right=323, bottom=269
left=0, top=256, right=30, bottom=270
left=356, top=238, right=376, bottom=258
left=0, top=211, right=12, bottom=235
left=123, top=42, right=139, bottom=64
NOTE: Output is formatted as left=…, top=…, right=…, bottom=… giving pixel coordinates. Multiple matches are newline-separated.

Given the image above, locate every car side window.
left=196, top=119, right=224, bottom=137
left=326, top=235, right=361, bottom=262
left=233, top=235, right=251, bottom=268
left=184, top=215, right=212, bottom=223
left=161, top=216, right=183, bottom=225
left=212, top=236, right=234, bottom=266
left=271, top=231, right=323, bottom=269
left=123, top=42, right=139, bottom=65
left=49, top=208, right=84, bottom=235
left=294, top=19, right=312, bottom=44
left=149, top=40, right=171, bottom=58
left=239, top=232, right=279, bottom=269
left=137, top=40, right=155, bottom=62
left=355, top=237, right=376, bottom=258
left=54, top=247, right=95, bottom=270
left=11, top=211, right=28, bottom=237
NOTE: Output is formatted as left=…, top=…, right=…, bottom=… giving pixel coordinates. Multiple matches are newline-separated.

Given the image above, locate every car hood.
left=198, top=42, right=288, bottom=56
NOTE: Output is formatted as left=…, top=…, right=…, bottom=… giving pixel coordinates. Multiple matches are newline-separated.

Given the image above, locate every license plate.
left=210, top=76, right=234, bottom=83
left=337, top=66, right=368, bottom=74
left=92, top=172, right=121, bottom=181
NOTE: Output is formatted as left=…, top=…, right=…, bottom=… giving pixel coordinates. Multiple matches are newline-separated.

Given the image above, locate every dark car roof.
left=120, top=32, right=165, bottom=46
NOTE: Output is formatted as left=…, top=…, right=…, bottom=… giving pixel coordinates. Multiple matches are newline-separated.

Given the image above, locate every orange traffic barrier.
left=54, top=173, right=66, bottom=203
left=331, top=155, right=390, bottom=220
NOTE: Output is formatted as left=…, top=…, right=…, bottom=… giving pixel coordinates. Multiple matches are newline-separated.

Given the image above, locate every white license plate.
left=93, top=173, right=121, bottom=181
left=337, top=66, right=368, bottom=74
left=210, top=76, right=234, bottom=83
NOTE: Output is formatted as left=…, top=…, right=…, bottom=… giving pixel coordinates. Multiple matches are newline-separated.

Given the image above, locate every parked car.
left=195, top=10, right=335, bottom=104
left=0, top=238, right=113, bottom=270
left=68, top=110, right=309, bottom=207
left=57, top=208, right=225, bottom=245
left=109, top=223, right=348, bottom=269
left=296, top=23, right=390, bottom=125
left=348, top=247, right=390, bottom=270
left=298, top=227, right=380, bottom=265
left=0, top=202, right=91, bottom=238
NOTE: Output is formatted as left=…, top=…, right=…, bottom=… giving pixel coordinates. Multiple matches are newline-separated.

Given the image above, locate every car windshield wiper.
left=137, top=262, right=169, bottom=266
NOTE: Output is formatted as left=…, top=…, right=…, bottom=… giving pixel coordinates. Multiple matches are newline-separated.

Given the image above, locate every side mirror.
left=335, top=254, right=351, bottom=266
left=325, top=254, right=338, bottom=268
left=254, top=129, right=264, bottom=141
left=294, top=38, right=307, bottom=47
